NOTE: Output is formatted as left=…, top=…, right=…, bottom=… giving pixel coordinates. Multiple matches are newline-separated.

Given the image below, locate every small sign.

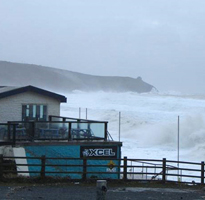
left=107, top=160, right=116, bottom=172
left=108, top=160, right=115, bottom=169
left=80, top=146, right=117, bottom=158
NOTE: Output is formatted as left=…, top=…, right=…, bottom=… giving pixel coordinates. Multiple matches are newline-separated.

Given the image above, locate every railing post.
left=12, top=124, right=16, bottom=145
left=104, top=122, right=108, bottom=141
left=68, top=122, right=71, bottom=141
left=0, top=154, right=3, bottom=180
left=82, top=157, right=87, bottom=181
left=123, top=156, right=127, bottom=180
left=48, top=116, right=52, bottom=121
left=118, top=158, right=121, bottom=179
left=8, top=122, right=11, bottom=140
left=162, top=158, right=166, bottom=183
left=201, top=161, right=204, bottom=185
left=31, top=122, right=35, bottom=141
left=41, top=155, right=46, bottom=179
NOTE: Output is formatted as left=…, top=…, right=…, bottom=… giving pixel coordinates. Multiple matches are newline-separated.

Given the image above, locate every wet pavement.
left=0, top=185, right=204, bottom=200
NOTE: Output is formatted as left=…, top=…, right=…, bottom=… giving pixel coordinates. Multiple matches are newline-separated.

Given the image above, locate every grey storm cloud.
left=1, top=0, right=205, bottom=93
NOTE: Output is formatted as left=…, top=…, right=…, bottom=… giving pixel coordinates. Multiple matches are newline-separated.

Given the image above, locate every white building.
left=0, top=85, right=67, bottom=123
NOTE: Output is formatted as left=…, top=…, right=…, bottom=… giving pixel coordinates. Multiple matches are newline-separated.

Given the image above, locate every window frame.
left=22, top=104, right=47, bottom=121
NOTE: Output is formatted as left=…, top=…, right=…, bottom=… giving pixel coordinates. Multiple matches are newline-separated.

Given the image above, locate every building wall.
left=0, top=91, right=61, bottom=123
left=24, top=144, right=121, bottom=179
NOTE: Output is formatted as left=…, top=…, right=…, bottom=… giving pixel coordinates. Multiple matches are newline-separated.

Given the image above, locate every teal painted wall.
left=24, top=144, right=121, bottom=179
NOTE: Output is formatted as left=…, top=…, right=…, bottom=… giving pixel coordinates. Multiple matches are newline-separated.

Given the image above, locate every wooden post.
left=41, top=155, right=46, bottom=179
left=8, top=122, right=11, bottom=140
left=201, top=161, right=204, bottom=185
left=0, top=154, right=3, bottom=180
left=12, top=124, right=16, bottom=145
left=162, top=158, right=166, bottom=183
left=48, top=115, right=52, bottom=121
left=31, top=122, right=35, bottom=141
left=82, top=158, right=87, bottom=181
left=123, top=156, right=127, bottom=180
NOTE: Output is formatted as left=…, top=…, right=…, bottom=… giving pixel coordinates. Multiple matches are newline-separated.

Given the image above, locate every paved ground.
left=0, top=184, right=204, bottom=200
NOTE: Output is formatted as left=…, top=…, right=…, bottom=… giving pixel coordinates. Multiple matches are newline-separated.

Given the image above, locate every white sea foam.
left=61, top=91, right=205, bottom=162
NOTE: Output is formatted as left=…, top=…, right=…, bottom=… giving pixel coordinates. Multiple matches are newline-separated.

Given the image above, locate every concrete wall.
left=0, top=91, right=61, bottom=123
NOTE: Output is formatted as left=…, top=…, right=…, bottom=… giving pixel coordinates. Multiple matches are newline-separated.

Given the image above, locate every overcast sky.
left=1, top=0, right=205, bottom=94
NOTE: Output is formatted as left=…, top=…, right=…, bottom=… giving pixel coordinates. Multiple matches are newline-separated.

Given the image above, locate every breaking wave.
left=61, top=91, right=205, bottom=161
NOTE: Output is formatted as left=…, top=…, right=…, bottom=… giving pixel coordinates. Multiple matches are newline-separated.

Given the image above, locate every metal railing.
left=123, top=157, right=204, bottom=184
left=0, top=120, right=109, bottom=144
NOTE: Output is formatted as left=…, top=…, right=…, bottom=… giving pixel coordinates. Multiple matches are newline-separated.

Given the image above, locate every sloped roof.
left=0, top=85, right=67, bottom=102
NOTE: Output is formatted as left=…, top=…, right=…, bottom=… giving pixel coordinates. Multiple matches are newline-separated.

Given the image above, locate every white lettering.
left=82, top=148, right=116, bottom=157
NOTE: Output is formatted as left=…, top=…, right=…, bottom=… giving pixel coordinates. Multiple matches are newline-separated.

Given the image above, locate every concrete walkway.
left=0, top=185, right=204, bottom=200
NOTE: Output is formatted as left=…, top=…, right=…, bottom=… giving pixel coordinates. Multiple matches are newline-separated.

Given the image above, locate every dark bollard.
left=96, top=180, right=107, bottom=200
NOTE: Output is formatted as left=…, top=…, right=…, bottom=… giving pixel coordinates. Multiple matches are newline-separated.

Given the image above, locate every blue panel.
left=24, top=145, right=82, bottom=179
left=24, top=144, right=121, bottom=180
left=81, top=144, right=121, bottom=179
left=87, top=159, right=120, bottom=179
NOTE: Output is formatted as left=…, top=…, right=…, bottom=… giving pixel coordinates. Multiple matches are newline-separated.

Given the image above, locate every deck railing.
left=0, top=155, right=204, bottom=185
left=0, top=119, right=110, bottom=144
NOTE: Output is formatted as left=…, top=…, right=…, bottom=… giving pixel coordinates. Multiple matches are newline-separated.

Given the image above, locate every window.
left=22, top=104, right=47, bottom=121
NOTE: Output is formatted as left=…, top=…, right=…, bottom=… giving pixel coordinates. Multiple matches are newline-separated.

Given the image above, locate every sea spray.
left=61, top=91, right=205, bottom=161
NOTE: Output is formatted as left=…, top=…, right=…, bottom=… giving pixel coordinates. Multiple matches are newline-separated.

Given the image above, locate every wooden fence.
left=0, top=155, right=204, bottom=184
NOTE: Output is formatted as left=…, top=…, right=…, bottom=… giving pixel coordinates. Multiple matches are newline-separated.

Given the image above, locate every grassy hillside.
left=0, top=61, right=155, bottom=93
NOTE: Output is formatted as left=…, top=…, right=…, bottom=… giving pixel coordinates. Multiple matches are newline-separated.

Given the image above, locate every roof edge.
left=0, top=85, right=67, bottom=103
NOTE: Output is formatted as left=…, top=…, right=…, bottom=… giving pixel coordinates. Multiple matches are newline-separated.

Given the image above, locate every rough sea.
left=61, top=91, right=205, bottom=163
